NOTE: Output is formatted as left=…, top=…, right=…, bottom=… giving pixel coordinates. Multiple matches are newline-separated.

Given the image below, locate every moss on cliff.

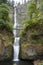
left=20, top=17, right=43, bottom=59
left=20, top=25, right=43, bottom=59
left=20, top=1, right=43, bottom=60
left=0, top=29, right=14, bottom=61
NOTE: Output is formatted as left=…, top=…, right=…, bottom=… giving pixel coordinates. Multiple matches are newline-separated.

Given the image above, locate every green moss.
left=0, top=29, right=14, bottom=60
left=38, top=62, right=43, bottom=65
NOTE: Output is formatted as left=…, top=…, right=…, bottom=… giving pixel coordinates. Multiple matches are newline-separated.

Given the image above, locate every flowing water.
left=0, top=4, right=34, bottom=65
left=13, top=7, right=20, bottom=61
left=13, top=37, right=20, bottom=61
left=12, top=5, right=34, bottom=65
left=0, top=61, right=33, bottom=65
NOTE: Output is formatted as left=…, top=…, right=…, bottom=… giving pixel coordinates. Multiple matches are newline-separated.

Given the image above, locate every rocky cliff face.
left=18, top=1, right=43, bottom=60
left=20, top=26, right=43, bottom=60
left=0, top=29, right=14, bottom=61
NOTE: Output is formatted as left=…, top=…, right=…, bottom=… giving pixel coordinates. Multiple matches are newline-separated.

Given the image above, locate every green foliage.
left=27, top=2, right=37, bottom=14
left=23, top=1, right=43, bottom=30
left=27, top=2, right=40, bottom=19
left=0, top=3, right=10, bottom=22
left=38, top=62, right=43, bottom=65
left=0, top=3, right=10, bottom=11
left=20, top=1, right=43, bottom=44
left=0, top=20, right=13, bottom=33
left=40, top=1, right=43, bottom=12
left=0, top=3, right=13, bottom=33
left=0, top=0, right=7, bottom=4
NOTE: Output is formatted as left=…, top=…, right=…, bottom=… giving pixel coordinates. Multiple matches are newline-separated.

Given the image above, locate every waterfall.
left=13, top=7, right=20, bottom=61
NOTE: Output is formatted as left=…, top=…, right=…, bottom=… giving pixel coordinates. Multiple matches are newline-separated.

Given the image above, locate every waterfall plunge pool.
left=0, top=61, right=33, bottom=65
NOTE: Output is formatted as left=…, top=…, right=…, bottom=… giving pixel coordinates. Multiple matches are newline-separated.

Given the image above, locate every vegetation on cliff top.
left=0, top=3, right=13, bottom=60
left=20, top=0, right=43, bottom=60
left=20, top=0, right=43, bottom=44
left=0, top=3, right=13, bottom=33
left=0, top=3, right=14, bottom=45
left=0, top=0, right=7, bottom=4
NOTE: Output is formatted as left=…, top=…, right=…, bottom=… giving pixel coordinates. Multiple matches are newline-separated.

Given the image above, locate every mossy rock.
left=0, top=29, right=14, bottom=61
left=20, top=28, right=43, bottom=60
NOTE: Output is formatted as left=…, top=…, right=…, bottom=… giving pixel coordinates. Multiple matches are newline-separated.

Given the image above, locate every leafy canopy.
left=20, top=0, right=43, bottom=44
left=0, top=3, right=10, bottom=22
left=0, top=3, right=13, bottom=33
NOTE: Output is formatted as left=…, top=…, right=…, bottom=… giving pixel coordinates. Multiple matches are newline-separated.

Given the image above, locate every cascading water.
left=13, top=7, right=20, bottom=61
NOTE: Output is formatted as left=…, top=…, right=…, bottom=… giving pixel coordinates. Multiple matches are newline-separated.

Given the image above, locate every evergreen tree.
left=0, top=0, right=7, bottom=4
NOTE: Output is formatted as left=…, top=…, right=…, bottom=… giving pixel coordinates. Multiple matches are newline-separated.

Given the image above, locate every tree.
left=27, top=2, right=39, bottom=19
left=0, top=3, right=13, bottom=33
left=39, top=0, right=43, bottom=13
left=32, top=0, right=43, bottom=13
left=0, top=0, right=7, bottom=4
left=0, top=3, right=10, bottom=22
left=20, top=0, right=43, bottom=44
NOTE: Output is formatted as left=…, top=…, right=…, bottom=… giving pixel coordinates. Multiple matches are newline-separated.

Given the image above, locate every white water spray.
left=13, top=7, right=20, bottom=61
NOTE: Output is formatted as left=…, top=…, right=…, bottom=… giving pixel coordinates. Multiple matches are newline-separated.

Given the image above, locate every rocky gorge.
left=0, top=0, right=43, bottom=62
